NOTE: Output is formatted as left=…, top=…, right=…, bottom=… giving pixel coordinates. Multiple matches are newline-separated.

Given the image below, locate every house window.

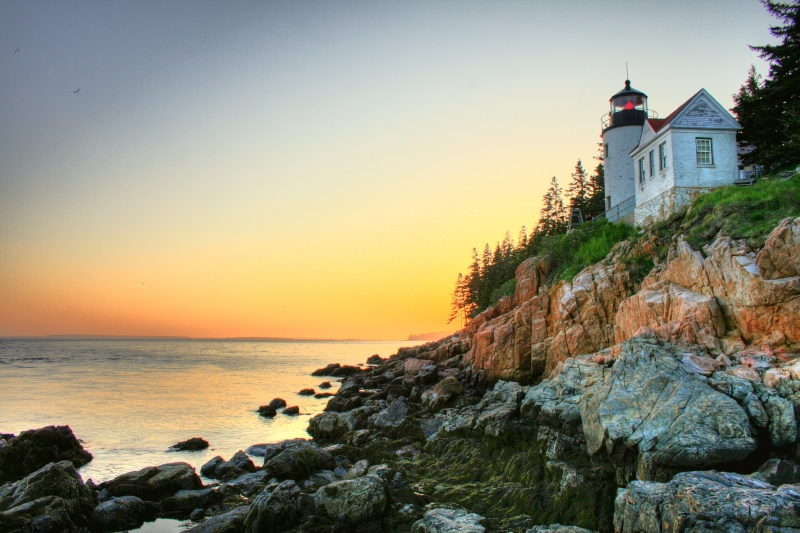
left=649, top=150, right=655, bottom=177
left=639, top=158, right=645, bottom=184
left=604, top=144, right=609, bottom=159
left=696, top=138, right=713, bottom=165
left=605, top=196, right=611, bottom=211
left=659, top=142, right=667, bottom=170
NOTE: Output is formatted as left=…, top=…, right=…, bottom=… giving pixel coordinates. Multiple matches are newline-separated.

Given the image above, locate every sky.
left=0, top=0, right=777, bottom=339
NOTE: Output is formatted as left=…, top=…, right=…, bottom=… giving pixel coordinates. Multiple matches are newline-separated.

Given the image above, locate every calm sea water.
left=0, top=339, right=421, bottom=485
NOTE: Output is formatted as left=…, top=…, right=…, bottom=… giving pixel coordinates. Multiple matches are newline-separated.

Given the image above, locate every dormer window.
left=696, top=138, right=713, bottom=165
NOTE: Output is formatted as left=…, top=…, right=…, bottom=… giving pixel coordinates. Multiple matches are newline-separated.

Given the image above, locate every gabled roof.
left=646, top=89, right=702, bottom=133
left=631, top=88, right=740, bottom=156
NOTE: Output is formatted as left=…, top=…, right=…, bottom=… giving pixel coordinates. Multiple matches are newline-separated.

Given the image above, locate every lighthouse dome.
left=604, top=80, right=649, bottom=131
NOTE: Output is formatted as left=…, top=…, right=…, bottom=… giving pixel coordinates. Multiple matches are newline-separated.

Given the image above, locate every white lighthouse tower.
left=601, top=80, right=650, bottom=223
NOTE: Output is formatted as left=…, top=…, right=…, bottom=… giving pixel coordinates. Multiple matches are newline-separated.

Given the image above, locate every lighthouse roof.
left=610, top=80, right=647, bottom=101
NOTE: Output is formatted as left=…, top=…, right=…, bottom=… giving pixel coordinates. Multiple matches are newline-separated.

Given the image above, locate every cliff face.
left=411, top=216, right=800, bottom=386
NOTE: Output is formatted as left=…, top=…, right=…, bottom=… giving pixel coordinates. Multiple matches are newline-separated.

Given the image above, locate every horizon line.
left=0, top=334, right=415, bottom=342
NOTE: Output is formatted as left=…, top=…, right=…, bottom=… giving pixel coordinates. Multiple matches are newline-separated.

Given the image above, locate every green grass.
left=678, top=174, right=800, bottom=250
left=547, top=220, right=636, bottom=284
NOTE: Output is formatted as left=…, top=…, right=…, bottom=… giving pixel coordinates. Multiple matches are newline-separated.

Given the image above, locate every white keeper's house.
left=600, top=80, right=742, bottom=226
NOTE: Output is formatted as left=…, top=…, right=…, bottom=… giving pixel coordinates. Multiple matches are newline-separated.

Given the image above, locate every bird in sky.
left=73, top=88, right=80, bottom=94
left=13, top=48, right=20, bottom=54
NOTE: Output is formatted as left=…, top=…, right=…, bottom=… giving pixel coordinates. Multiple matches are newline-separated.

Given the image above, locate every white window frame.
left=696, top=138, right=713, bottom=165
left=659, top=142, right=667, bottom=170
left=649, top=150, right=655, bottom=177
left=639, top=158, right=645, bottom=184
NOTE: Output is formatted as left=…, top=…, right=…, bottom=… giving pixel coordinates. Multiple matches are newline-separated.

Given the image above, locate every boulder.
left=297, top=388, right=315, bottom=396
left=243, top=479, right=300, bottom=532
left=366, top=354, right=384, bottom=365
left=432, top=381, right=524, bottom=439
left=246, top=438, right=308, bottom=460
left=183, top=505, right=249, bottom=533
left=0, top=425, right=93, bottom=484
left=91, top=496, right=148, bottom=532
left=225, top=470, right=270, bottom=497
left=614, top=470, right=800, bottom=532
left=755, top=216, right=800, bottom=279
left=582, top=340, right=756, bottom=481
left=269, top=398, right=287, bottom=409
left=169, top=437, right=209, bottom=452
left=99, top=462, right=202, bottom=501
left=318, top=381, right=332, bottom=389
left=343, top=459, right=369, bottom=479
left=264, top=443, right=335, bottom=480
left=314, top=392, right=334, bottom=398
left=369, top=397, right=409, bottom=429
left=0, top=460, right=95, bottom=532
left=200, top=451, right=256, bottom=482
left=313, top=476, right=386, bottom=524
left=411, top=507, right=485, bottom=533
left=330, top=365, right=363, bottom=377
left=282, top=406, right=300, bottom=416
left=421, top=377, right=463, bottom=412
left=405, top=359, right=434, bottom=375
left=307, top=412, right=361, bottom=440
left=160, top=488, right=223, bottom=518
left=754, top=458, right=800, bottom=486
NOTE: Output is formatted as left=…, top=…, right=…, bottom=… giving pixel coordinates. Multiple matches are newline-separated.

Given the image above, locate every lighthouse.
left=601, top=80, right=650, bottom=223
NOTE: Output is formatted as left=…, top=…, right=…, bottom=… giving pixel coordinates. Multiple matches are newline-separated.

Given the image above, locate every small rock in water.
left=169, top=437, right=209, bottom=451
left=318, top=381, right=332, bottom=389
left=312, top=363, right=341, bottom=376
left=314, top=392, right=334, bottom=398
left=256, top=405, right=277, bottom=418
left=269, top=398, right=287, bottom=409
left=282, top=406, right=300, bottom=416
left=298, top=388, right=315, bottom=396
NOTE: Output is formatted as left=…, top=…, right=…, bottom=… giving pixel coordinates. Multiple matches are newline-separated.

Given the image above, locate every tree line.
left=733, top=0, right=799, bottom=171
left=448, top=158, right=605, bottom=327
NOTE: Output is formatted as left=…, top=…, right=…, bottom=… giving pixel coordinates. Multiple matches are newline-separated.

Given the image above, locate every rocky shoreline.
left=2, top=217, right=799, bottom=532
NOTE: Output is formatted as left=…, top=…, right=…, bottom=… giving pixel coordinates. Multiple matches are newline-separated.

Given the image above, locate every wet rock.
left=184, top=505, right=250, bottom=533
left=256, top=405, right=276, bottom=418
left=404, top=359, right=434, bottom=376
left=297, top=388, right=315, bottom=396
left=614, top=470, right=800, bottom=532
left=312, top=363, right=341, bottom=376
left=269, top=398, right=287, bottom=410
left=318, top=381, right=332, bottom=389
left=414, top=365, right=439, bottom=387
left=0, top=425, right=93, bottom=484
left=247, top=439, right=308, bottom=461
left=282, top=406, right=300, bottom=416
left=99, top=462, right=203, bottom=501
left=421, top=377, right=463, bottom=412
left=432, top=381, right=524, bottom=439
left=330, top=365, right=363, bottom=377
left=314, top=392, right=334, bottom=398
left=264, top=442, right=335, bottom=480
left=411, top=507, right=485, bottom=533
left=91, top=495, right=147, bottom=532
left=243, top=479, right=300, bottom=532
left=160, top=488, right=223, bottom=518
left=582, top=340, right=756, bottom=481
left=307, top=412, right=361, bottom=440
left=313, top=475, right=386, bottom=524
left=201, top=451, right=257, bottom=482
left=169, top=437, right=209, bottom=452
left=190, top=508, right=205, bottom=521
left=0, top=460, right=96, bottom=532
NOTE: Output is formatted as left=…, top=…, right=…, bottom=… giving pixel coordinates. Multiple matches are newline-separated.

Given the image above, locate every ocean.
left=0, top=339, right=422, bottom=485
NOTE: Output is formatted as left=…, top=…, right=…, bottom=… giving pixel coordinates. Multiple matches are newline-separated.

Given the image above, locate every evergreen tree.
left=549, top=176, right=568, bottom=234
left=567, top=159, right=590, bottom=214
left=586, top=161, right=606, bottom=219
left=447, top=273, right=465, bottom=326
left=537, top=188, right=555, bottom=235
left=501, top=231, right=515, bottom=258
left=517, top=226, right=528, bottom=251
left=733, top=0, right=800, bottom=169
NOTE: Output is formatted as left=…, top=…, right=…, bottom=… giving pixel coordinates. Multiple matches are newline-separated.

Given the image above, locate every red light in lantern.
left=624, top=101, right=634, bottom=110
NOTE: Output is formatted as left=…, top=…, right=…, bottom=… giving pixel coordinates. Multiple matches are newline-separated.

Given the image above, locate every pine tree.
left=549, top=176, right=567, bottom=234
left=537, top=189, right=555, bottom=235
left=733, top=0, right=800, bottom=169
left=447, top=273, right=465, bottom=326
left=517, top=226, right=528, bottom=251
left=567, top=159, right=590, bottom=215
left=586, top=161, right=605, bottom=219
left=501, top=231, right=515, bottom=258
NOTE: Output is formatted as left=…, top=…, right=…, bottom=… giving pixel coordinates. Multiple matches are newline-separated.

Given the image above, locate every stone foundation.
left=634, top=187, right=718, bottom=227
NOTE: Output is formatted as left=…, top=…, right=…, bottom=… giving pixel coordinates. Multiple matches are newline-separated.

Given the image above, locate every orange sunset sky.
left=0, top=1, right=775, bottom=339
